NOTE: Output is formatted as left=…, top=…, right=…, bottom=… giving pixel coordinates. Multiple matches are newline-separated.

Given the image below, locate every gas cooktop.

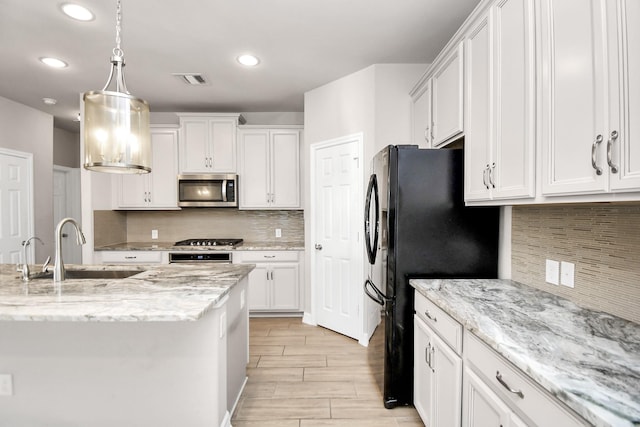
left=174, top=238, right=243, bottom=247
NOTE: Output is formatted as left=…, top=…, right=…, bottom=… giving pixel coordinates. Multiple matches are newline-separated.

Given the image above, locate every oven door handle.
left=364, top=278, right=391, bottom=306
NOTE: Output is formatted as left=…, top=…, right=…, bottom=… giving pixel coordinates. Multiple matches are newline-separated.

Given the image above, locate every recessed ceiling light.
left=237, top=54, right=260, bottom=67
left=61, top=3, right=95, bottom=21
left=40, top=57, right=68, bottom=68
left=42, top=97, right=58, bottom=105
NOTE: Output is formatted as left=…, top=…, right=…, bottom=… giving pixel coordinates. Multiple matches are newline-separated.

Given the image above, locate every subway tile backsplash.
left=512, top=203, right=640, bottom=324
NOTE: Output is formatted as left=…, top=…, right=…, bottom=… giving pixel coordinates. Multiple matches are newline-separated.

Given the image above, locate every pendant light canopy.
left=83, top=0, right=151, bottom=174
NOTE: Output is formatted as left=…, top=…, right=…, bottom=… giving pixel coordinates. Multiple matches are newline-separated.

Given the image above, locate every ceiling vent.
left=173, top=73, right=209, bottom=85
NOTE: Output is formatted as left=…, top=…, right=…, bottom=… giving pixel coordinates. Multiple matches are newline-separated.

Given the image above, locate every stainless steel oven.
left=168, top=252, right=233, bottom=263
left=177, top=174, right=237, bottom=207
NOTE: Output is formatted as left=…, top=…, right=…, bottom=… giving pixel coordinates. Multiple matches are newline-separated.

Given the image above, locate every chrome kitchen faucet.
left=53, top=218, right=86, bottom=282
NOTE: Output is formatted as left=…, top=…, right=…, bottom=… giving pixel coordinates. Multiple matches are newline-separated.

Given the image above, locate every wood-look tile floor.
left=232, top=317, right=423, bottom=427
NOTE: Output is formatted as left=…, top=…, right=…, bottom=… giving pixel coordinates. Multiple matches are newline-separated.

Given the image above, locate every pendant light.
left=83, top=0, right=151, bottom=174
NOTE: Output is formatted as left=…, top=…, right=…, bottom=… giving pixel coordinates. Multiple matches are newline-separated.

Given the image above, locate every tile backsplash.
left=512, top=203, right=640, bottom=324
left=94, top=209, right=304, bottom=246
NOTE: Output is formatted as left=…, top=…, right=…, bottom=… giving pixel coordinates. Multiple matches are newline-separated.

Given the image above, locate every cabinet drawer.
left=415, top=292, right=462, bottom=355
left=465, top=333, right=586, bottom=427
left=100, top=251, right=163, bottom=264
left=239, top=251, right=299, bottom=263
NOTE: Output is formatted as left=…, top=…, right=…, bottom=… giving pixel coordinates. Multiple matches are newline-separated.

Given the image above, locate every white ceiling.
left=0, top=0, right=480, bottom=131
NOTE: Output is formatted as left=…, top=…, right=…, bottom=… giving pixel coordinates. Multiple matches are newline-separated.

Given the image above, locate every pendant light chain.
left=114, top=0, right=123, bottom=58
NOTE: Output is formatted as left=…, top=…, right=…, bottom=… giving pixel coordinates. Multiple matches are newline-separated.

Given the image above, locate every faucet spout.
left=54, top=217, right=86, bottom=282
left=18, top=236, right=44, bottom=281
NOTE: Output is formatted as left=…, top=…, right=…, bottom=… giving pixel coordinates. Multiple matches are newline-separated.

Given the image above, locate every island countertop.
left=0, top=263, right=254, bottom=322
left=410, top=278, right=640, bottom=427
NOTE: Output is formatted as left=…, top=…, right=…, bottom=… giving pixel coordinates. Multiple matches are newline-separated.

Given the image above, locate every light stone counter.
left=95, top=241, right=305, bottom=251
left=410, top=278, right=640, bottom=427
left=0, top=263, right=254, bottom=321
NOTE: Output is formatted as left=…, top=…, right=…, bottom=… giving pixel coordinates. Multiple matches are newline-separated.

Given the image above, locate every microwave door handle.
left=222, top=180, right=228, bottom=202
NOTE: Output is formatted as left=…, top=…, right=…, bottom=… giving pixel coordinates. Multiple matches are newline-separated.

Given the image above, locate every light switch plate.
left=0, top=374, right=13, bottom=396
left=560, top=261, right=575, bottom=288
left=275, top=228, right=282, bottom=238
left=151, top=229, right=158, bottom=240
left=545, top=259, right=560, bottom=285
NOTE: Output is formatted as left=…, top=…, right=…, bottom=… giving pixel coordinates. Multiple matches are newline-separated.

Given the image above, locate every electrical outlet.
left=0, top=374, right=13, bottom=396
left=275, top=228, right=282, bottom=238
left=560, top=261, right=575, bottom=288
left=545, top=259, right=560, bottom=285
left=151, top=229, right=158, bottom=240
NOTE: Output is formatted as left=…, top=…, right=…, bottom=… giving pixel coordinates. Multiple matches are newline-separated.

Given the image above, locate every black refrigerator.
left=364, top=145, right=499, bottom=408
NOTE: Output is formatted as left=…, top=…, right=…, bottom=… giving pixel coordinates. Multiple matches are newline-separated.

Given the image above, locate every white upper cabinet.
left=465, top=0, right=536, bottom=203
left=238, top=127, right=301, bottom=209
left=411, top=80, right=433, bottom=148
left=608, top=0, right=640, bottom=192
left=178, top=114, right=241, bottom=173
left=113, top=126, right=179, bottom=210
left=431, top=42, right=465, bottom=147
left=540, top=0, right=640, bottom=196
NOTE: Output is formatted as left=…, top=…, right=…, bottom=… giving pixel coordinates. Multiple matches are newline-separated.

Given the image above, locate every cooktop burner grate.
left=174, top=238, right=243, bottom=247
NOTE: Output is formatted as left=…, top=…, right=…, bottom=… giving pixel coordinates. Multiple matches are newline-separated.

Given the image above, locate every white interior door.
left=312, top=135, right=362, bottom=340
left=0, top=148, right=34, bottom=264
left=53, top=166, right=82, bottom=264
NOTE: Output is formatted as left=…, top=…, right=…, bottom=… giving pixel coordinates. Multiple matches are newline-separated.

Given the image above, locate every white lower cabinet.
left=414, top=292, right=462, bottom=427
left=463, top=332, right=587, bottom=427
left=235, top=251, right=302, bottom=313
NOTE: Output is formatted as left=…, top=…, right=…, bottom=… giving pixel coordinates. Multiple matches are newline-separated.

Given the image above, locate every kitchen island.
left=411, top=278, right=640, bottom=427
left=0, top=263, right=254, bottom=427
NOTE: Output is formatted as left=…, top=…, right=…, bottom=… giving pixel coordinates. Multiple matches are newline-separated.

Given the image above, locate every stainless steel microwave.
left=177, top=174, right=238, bottom=207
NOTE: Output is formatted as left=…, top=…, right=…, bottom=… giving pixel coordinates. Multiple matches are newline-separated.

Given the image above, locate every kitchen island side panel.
left=0, top=307, right=228, bottom=427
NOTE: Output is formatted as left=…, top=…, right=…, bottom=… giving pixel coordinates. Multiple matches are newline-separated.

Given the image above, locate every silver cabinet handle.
left=264, top=255, right=276, bottom=258
left=483, top=165, right=490, bottom=189
left=426, top=343, right=432, bottom=368
left=424, top=127, right=430, bottom=142
left=488, top=163, right=496, bottom=188
left=430, top=345, right=436, bottom=372
left=315, top=244, right=323, bottom=250
left=592, top=134, right=603, bottom=176
left=148, top=192, right=151, bottom=203
left=496, top=371, right=524, bottom=399
left=424, top=310, right=437, bottom=322
left=607, top=130, right=619, bottom=174
left=124, top=256, right=137, bottom=259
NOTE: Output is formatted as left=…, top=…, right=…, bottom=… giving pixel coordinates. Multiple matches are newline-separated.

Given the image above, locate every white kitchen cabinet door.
left=414, top=315, right=462, bottom=427
left=179, top=118, right=210, bottom=173
left=412, top=80, right=432, bottom=148
left=270, top=263, right=300, bottom=310
left=492, top=0, right=535, bottom=200
left=247, top=264, right=270, bottom=311
left=463, top=367, right=512, bottom=427
left=114, top=126, right=178, bottom=209
left=608, top=0, right=640, bottom=192
left=209, top=119, right=236, bottom=173
left=464, top=14, right=493, bottom=202
left=540, top=0, right=608, bottom=195
left=178, top=115, right=239, bottom=173
left=431, top=42, right=464, bottom=147
left=465, top=0, right=535, bottom=203
left=238, top=128, right=301, bottom=209
left=147, top=128, right=179, bottom=208
left=271, top=131, right=300, bottom=208
left=239, top=131, right=271, bottom=208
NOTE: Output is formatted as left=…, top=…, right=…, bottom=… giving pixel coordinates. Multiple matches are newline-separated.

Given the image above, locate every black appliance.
left=174, top=238, right=243, bottom=247
left=364, top=145, right=499, bottom=409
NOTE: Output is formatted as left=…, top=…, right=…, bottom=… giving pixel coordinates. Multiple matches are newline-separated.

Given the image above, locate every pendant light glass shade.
left=83, top=90, right=151, bottom=173
left=82, top=0, right=151, bottom=174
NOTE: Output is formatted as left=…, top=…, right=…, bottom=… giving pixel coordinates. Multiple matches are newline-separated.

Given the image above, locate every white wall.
left=302, top=64, right=426, bottom=323
left=0, top=96, right=54, bottom=261
left=53, top=127, right=80, bottom=168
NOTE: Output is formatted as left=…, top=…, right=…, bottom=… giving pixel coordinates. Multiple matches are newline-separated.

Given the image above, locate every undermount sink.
left=33, top=269, right=143, bottom=280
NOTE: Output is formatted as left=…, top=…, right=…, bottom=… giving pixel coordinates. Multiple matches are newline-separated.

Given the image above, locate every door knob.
left=315, top=244, right=323, bottom=250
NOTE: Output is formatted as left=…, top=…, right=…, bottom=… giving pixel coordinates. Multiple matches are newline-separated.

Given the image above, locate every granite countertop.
left=95, top=241, right=305, bottom=251
left=0, top=263, right=254, bottom=322
left=410, top=278, right=640, bottom=427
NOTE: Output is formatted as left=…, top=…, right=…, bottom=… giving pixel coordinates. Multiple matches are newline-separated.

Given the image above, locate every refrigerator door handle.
left=364, top=174, right=380, bottom=265
left=364, top=278, right=391, bottom=306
